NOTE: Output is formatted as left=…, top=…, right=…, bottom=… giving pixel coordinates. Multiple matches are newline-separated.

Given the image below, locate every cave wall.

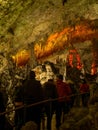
left=0, top=0, right=98, bottom=91
left=0, top=0, right=98, bottom=83
left=0, top=0, right=98, bottom=51
left=0, top=0, right=98, bottom=120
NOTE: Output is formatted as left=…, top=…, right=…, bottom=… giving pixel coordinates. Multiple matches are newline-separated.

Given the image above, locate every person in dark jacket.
left=67, top=80, right=77, bottom=108
left=13, top=80, right=24, bottom=130
left=23, top=71, right=44, bottom=130
left=79, top=79, right=90, bottom=107
left=43, top=78, right=58, bottom=130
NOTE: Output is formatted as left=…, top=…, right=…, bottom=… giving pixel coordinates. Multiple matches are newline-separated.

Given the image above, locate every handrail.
left=0, top=92, right=89, bottom=116
left=0, top=92, right=90, bottom=127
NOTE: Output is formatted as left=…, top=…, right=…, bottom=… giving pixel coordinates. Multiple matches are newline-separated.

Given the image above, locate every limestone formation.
left=0, top=0, right=98, bottom=124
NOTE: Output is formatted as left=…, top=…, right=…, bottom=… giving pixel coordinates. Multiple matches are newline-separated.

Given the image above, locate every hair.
left=48, top=79, right=54, bottom=82
left=57, top=74, right=63, bottom=80
left=29, top=71, right=35, bottom=78
left=82, top=79, right=86, bottom=84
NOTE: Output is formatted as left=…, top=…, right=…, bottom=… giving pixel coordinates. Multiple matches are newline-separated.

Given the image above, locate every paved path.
left=41, top=114, right=57, bottom=130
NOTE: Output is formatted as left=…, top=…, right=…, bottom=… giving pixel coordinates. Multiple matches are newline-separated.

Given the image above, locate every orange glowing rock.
left=67, top=49, right=82, bottom=69
left=34, top=20, right=98, bottom=59
left=91, top=62, right=97, bottom=75
left=12, top=50, right=30, bottom=67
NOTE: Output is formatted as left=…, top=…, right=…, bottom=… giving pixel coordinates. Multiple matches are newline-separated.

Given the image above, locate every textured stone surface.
left=0, top=0, right=98, bottom=122
left=0, top=0, right=98, bottom=52
left=0, top=0, right=98, bottom=70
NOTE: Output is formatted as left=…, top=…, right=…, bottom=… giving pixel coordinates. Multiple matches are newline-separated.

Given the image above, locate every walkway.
left=41, top=113, right=57, bottom=130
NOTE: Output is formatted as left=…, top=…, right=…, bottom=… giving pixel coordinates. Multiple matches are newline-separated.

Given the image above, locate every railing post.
left=23, top=104, right=26, bottom=124
left=0, top=92, right=91, bottom=130
left=49, top=98, right=52, bottom=119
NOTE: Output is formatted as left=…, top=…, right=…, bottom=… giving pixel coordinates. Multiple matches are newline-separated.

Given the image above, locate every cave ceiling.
left=0, top=0, right=98, bottom=60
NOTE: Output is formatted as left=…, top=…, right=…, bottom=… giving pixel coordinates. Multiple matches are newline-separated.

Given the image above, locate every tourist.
left=55, top=74, right=72, bottom=129
left=67, top=80, right=77, bottom=108
left=13, top=80, right=24, bottom=130
left=43, top=78, right=58, bottom=130
left=79, top=79, right=90, bottom=107
left=22, top=71, right=44, bottom=130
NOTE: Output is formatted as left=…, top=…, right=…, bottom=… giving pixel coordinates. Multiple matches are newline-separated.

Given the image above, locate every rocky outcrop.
left=60, top=103, right=98, bottom=130
left=60, top=86, right=98, bottom=130
left=0, top=0, right=98, bottom=51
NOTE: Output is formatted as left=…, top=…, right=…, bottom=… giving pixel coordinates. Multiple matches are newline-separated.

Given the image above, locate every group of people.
left=13, top=71, right=74, bottom=130
left=0, top=70, right=91, bottom=130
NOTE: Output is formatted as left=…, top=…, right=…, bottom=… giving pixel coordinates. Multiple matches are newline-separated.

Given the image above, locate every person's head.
left=82, top=79, right=86, bottom=84
left=57, top=74, right=63, bottom=80
left=48, top=78, right=54, bottom=82
left=29, top=71, right=35, bottom=79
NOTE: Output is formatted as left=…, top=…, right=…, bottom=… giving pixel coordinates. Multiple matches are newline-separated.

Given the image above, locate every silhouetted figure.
left=67, top=80, right=77, bottom=108
left=13, top=81, right=24, bottom=130
left=43, top=79, right=58, bottom=130
left=79, top=79, right=90, bottom=107
left=55, top=74, right=72, bottom=129
left=23, top=71, right=44, bottom=130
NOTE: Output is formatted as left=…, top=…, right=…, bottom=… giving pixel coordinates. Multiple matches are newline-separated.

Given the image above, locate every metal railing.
left=0, top=92, right=90, bottom=128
